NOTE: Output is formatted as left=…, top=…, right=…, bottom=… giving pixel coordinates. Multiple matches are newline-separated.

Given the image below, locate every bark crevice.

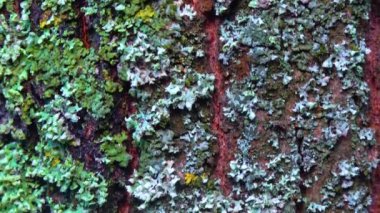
left=365, top=0, right=380, bottom=212
left=191, top=0, right=233, bottom=195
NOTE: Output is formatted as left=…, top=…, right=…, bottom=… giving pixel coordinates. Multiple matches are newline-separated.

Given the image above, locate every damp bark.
left=365, top=0, right=380, bottom=212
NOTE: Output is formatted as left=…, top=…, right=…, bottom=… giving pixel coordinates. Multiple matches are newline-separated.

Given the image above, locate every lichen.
left=0, top=0, right=378, bottom=212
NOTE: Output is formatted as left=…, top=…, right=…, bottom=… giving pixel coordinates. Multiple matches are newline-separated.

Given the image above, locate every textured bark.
left=77, top=0, right=90, bottom=49
left=2, top=0, right=380, bottom=212
left=205, top=16, right=234, bottom=196
left=366, top=0, right=380, bottom=211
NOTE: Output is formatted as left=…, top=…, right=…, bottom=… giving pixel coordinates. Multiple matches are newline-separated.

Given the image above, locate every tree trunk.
left=0, top=0, right=379, bottom=212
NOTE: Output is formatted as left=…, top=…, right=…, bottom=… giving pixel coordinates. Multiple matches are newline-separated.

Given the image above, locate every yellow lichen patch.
left=39, top=20, right=47, bottom=29
left=51, top=158, right=61, bottom=167
left=200, top=173, right=208, bottom=181
left=135, top=5, right=155, bottom=22
left=184, top=173, right=199, bottom=185
left=39, top=11, right=51, bottom=28
left=53, top=16, right=63, bottom=27
left=39, top=12, right=65, bottom=29
left=21, top=95, right=35, bottom=125
left=45, top=151, right=61, bottom=167
left=44, top=151, right=52, bottom=158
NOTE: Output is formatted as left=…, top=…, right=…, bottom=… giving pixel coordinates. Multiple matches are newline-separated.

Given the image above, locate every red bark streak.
left=14, top=0, right=20, bottom=15
left=366, top=0, right=380, bottom=212
left=83, top=119, right=96, bottom=140
left=192, top=0, right=213, bottom=14
left=190, top=0, right=232, bottom=195
left=205, top=18, right=232, bottom=195
left=78, top=0, right=90, bottom=49
left=81, top=16, right=90, bottom=49
left=191, top=0, right=201, bottom=13
left=118, top=144, right=139, bottom=213
left=118, top=99, right=139, bottom=213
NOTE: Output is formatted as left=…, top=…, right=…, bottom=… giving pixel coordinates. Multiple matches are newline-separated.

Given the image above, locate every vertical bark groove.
left=190, top=0, right=234, bottom=195
left=366, top=0, right=380, bottom=212
left=205, top=17, right=232, bottom=195
left=78, top=0, right=90, bottom=49
left=118, top=95, right=139, bottom=213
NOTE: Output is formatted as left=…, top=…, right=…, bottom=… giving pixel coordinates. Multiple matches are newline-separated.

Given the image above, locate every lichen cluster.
left=0, top=0, right=378, bottom=212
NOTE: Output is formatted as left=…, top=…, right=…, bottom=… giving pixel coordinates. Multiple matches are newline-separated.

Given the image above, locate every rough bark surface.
left=0, top=0, right=379, bottom=212
left=366, top=0, right=380, bottom=212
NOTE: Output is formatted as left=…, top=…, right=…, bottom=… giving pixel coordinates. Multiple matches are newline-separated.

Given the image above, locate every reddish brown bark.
left=191, top=0, right=214, bottom=13
left=190, top=0, right=233, bottom=195
left=14, top=0, right=20, bottom=15
left=78, top=0, right=90, bottom=49
left=118, top=97, right=139, bottom=213
left=118, top=144, right=139, bottom=213
left=205, top=17, right=232, bottom=195
left=366, top=0, right=380, bottom=212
